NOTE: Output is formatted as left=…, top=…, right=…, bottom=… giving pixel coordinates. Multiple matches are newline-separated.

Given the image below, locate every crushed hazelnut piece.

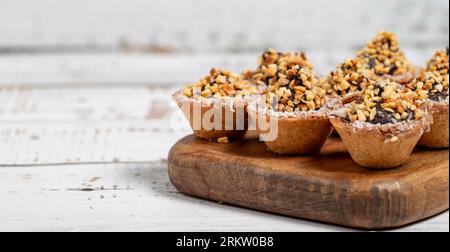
left=217, top=137, right=229, bottom=144
left=265, top=66, right=326, bottom=112
left=346, top=79, right=425, bottom=124
left=357, top=31, right=413, bottom=77
left=183, top=68, right=258, bottom=99
left=390, top=136, right=399, bottom=143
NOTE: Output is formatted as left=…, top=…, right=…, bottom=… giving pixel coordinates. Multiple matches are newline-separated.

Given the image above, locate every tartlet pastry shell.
left=418, top=102, right=449, bottom=148
left=330, top=117, right=427, bottom=169
left=173, top=91, right=248, bottom=141
left=384, top=66, right=420, bottom=84
left=253, top=113, right=332, bottom=155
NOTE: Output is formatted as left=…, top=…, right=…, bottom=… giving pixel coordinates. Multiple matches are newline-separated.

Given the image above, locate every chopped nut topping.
left=183, top=68, right=258, bottom=99
left=426, top=48, right=449, bottom=75
left=265, top=66, right=326, bottom=112
left=357, top=31, right=413, bottom=77
left=390, top=136, right=399, bottom=143
left=249, top=49, right=314, bottom=88
left=409, top=72, right=449, bottom=102
left=346, top=80, right=425, bottom=124
left=217, top=137, right=229, bottom=144
left=322, top=58, right=376, bottom=97
left=408, top=49, right=449, bottom=102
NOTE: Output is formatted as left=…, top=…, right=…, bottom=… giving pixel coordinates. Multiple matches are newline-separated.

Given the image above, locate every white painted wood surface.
left=0, top=0, right=448, bottom=51
left=0, top=86, right=187, bottom=165
left=0, top=52, right=448, bottom=232
left=1, top=162, right=448, bottom=232
left=0, top=48, right=440, bottom=85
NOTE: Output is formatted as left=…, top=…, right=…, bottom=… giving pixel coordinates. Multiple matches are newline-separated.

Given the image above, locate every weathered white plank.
left=0, top=124, right=189, bottom=165
left=0, top=53, right=256, bottom=86
left=0, top=86, right=177, bottom=122
left=0, top=50, right=438, bottom=86
left=0, top=0, right=448, bottom=51
left=0, top=162, right=447, bottom=232
left=0, top=86, right=192, bottom=165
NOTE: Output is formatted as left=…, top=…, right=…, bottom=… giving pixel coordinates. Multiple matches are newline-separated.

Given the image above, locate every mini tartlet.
left=356, top=31, right=417, bottom=84
left=173, top=68, right=258, bottom=143
left=409, top=48, right=449, bottom=148
left=320, top=58, right=378, bottom=137
left=331, top=80, right=431, bottom=169
left=249, top=64, right=332, bottom=155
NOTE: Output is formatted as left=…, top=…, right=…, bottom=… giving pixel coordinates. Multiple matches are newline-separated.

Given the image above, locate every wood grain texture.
left=168, top=135, right=449, bottom=229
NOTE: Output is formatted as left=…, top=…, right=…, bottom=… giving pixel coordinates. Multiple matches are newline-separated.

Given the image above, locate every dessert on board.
left=173, top=31, right=448, bottom=169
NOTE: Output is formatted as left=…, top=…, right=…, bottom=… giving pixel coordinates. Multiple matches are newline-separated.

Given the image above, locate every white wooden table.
left=0, top=51, right=448, bottom=232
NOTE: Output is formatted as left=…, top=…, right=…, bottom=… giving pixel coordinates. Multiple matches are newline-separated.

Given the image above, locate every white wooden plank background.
left=1, top=162, right=448, bottom=232
left=0, top=48, right=440, bottom=85
left=0, top=0, right=448, bottom=51
left=0, top=52, right=448, bottom=231
left=0, top=86, right=189, bottom=165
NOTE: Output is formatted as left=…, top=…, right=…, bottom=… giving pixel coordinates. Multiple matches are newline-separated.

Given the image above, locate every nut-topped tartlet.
left=174, top=68, right=258, bottom=143
left=331, top=79, right=431, bottom=169
left=409, top=48, right=449, bottom=148
left=249, top=64, right=333, bottom=155
left=356, top=31, right=417, bottom=84
left=247, top=49, right=313, bottom=90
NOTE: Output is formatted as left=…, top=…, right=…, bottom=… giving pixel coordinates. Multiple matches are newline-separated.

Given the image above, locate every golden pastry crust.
left=258, top=115, right=332, bottom=155
left=418, top=103, right=449, bottom=148
left=331, top=117, right=426, bottom=169
left=174, top=92, right=248, bottom=142
left=408, top=48, right=449, bottom=148
left=176, top=68, right=255, bottom=142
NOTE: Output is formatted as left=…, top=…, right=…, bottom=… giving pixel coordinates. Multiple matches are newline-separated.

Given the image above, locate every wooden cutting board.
left=167, top=135, right=449, bottom=229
